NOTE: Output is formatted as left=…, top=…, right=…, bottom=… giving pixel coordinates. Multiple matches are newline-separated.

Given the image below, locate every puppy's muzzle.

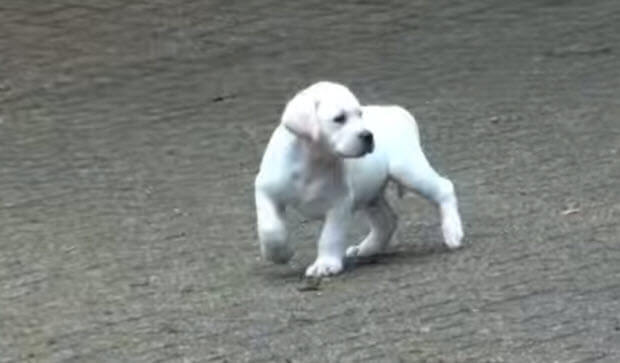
left=359, top=130, right=374, bottom=153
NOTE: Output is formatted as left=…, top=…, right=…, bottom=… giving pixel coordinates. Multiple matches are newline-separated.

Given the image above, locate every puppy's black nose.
left=359, top=131, right=374, bottom=150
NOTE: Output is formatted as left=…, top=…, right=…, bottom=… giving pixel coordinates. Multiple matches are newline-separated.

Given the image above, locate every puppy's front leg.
left=255, top=188, right=293, bottom=264
left=306, top=202, right=353, bottom=277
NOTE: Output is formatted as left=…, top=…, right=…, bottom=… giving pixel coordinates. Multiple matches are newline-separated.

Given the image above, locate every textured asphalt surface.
left=1, top=1, right=619, bottom=362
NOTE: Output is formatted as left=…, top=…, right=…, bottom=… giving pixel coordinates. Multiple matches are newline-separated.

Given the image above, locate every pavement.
left=1, top=1, right=619, bottom=362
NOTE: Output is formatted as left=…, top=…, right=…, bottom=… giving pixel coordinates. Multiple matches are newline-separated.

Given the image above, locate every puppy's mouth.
left=356, top=140, right=374, bottom=156
left=337, top=146, right=373, bottom=158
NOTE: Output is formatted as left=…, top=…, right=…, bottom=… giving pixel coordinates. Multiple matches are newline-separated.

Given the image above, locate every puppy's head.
left=281, top=81, right=373, bottom=158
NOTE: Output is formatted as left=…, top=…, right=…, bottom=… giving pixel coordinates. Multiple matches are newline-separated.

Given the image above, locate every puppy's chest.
left=287, top=167, right=345, bottom=217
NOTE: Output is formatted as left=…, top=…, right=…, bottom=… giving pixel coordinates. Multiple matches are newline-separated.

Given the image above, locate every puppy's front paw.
left=305, top=257, right=343, bottom=277
left=261, top=240, right=294, bottom=264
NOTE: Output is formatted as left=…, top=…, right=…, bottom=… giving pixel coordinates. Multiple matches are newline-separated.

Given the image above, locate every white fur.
left=255, top=81, right=464, bottom=277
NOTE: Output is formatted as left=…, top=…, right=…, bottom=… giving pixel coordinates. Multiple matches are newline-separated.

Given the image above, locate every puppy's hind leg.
left=255, top=189, right=293, bottom=264
left=390, top=145, right=464, bottom=249
left=346, top=196, right=397, bottom=258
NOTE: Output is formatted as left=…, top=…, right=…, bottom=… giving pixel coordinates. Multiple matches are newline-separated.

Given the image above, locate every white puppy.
left=255, top=81, right=464, bottom=277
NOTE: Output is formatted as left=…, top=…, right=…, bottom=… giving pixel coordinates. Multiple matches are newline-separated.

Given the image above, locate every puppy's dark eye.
left=333, top=114, right=347, bottom=124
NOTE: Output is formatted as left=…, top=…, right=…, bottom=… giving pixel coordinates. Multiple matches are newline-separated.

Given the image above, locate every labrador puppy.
left=254, top=81, right=464, bottom=277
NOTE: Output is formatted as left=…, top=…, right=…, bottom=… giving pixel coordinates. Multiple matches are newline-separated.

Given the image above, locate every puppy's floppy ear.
left=281, top=91, right=320, bottom=142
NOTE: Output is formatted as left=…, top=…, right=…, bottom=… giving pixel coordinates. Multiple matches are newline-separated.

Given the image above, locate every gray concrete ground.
left=1, top=1, right=619, bottom=362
